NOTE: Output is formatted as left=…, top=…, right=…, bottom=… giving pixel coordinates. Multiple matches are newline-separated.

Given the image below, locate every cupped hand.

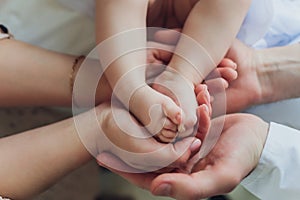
left=95, top=102, right=211, bottom=188
left=150, top=113, right=269, bottom=200
left=94, top=102, right=202, bottom=173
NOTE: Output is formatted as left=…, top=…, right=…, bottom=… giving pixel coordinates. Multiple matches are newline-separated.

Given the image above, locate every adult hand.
left=152, top=29, right=262, bottom=113
left=224, top=40, right=300, bottom=112
left=97, top=113, right=269, bottom=200
left=96, top=102, right=210, bottom=187
left=150, top=113, right=269, bottom=199
left=91, top=102, right=203, bottom=173
left=220, top=39, right=263, bottom=113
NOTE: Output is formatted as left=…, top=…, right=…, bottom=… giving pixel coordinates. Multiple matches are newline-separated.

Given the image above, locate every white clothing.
left=57, top=0, right=95, bottom=19
left=57, top=0, right=300, bottom=49
left=237, top=0, right=274, bottom=47
left=0, top=0, right=95, bottom=55
left=238, top=0, right=300, bottom=48
left=242, top=122, right=300, bottom=200
left=251, top=0, right=300, bottom=48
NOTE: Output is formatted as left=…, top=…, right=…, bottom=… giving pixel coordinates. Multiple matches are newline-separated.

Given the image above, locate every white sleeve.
left=241, top=122, right=300, bottom=200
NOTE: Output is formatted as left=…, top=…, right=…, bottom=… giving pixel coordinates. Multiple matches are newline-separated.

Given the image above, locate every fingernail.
left=175, top=113, right=181, bottom=124
left=154, top=183, right=172, bottom=196
left=232, top=62, right=237, bottom=69
left=205, top=91, right=211, bottom=103
left=190, top=139, right=201, bottom=151
left=204, top=104, right=209, bottom=113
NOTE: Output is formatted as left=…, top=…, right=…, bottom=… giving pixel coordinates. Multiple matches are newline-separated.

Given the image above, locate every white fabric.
left=0, top=0, right=96, bottom=55
left=237, top=0, right=274, bottom=46
left=57, top=0, right=95, bottom=19
left=58, top=0, right=273, bottom=47
left=242, top=122, right=300, bottom=200
left=240, top=1, right=300, bottom=197
left=57, top=0, right=300, bottom=50
left=238, top=0, right=300, bottom=49
left=252, top=0, right=300, bottom=49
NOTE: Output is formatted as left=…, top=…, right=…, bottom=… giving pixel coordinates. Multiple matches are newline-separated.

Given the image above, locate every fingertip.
left=219, top=58, right=237, bottom=69
left=176, top=113, right=182, bottom=124
left=203, top=104, right=210, bottom=114
left=96, top=153, right=109, bottom=166
left=228, top=59, right=238, bottom=69
left=222, top=78, right=229, bottom=89
left=152, top=183, right=172, bottom=197
left=232, top=61, right=237, bottom=69
left=190, top=139, right=201, bottom=152
left=194, top=84, right=205, bottom=94
left=232, top=70, right=238, bottom=80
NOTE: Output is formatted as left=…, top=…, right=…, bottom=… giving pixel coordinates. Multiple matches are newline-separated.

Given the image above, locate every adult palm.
left=224, top=40, right=263, bottom=113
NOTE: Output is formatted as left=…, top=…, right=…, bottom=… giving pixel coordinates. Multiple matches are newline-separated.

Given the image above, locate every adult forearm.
left=257, top=43, right=300, bottom=103
left=0, top=117, right=92, bottom=199
left=0, top=39, right=74, bottom=106
left=0, top=39, right=112, bottom=107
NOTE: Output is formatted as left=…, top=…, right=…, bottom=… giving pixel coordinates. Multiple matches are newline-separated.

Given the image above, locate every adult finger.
left=151, top=166, right=239, bottom=200
left=215, top=68, right=238, bottom=82
left=218, top=58, right=237, bottom=69
left=196, top=105, right=211, bottom=140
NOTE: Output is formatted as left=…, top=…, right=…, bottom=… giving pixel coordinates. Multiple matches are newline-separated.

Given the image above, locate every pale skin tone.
left=1, top=35, right=300, bottom=198
left=0, top=39, right=204, bottom=199
left=225, top=40, right=300, bottom=112
left=0, top=35, right=236, bottom=198
left=0, top=37, right=209, bottom=198
left=0, top=38, right=233, bottom=107
left=99, top=113, right=269, bottom=200
left=0, top=38, right=176, bottom=107
left=153, top=30, right=300, bottom=112
left=100, top=39, right=300, bottom=199
left=95, top=0, right=252, bottom=142
left=0, top=103, right=205, bottom=199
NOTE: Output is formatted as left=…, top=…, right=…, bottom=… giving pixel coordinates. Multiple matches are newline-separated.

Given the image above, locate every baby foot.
left=129, top=84, right=182, bottom=142
left=152, top=67, right=198, bottom=141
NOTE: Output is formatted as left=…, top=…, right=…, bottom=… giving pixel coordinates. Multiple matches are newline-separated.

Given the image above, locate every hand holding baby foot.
left=129, top=84, right=182, bottom=143
left=152, top=67, right=199, bottom=141
left=95, top=102, right=200, bottom=173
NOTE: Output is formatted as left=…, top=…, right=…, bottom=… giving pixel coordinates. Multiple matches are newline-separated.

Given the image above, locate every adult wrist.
left=256, top=44, right=300, bottom=104
left=73, top=105, right=112, bottom=158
